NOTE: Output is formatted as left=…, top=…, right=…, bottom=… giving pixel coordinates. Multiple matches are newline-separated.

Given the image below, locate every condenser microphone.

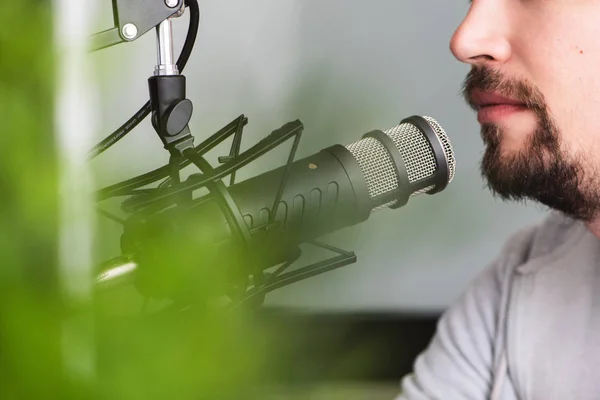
left=207, top=115, right=455, bottom=236
left=100, top=115, right=456, bottom=298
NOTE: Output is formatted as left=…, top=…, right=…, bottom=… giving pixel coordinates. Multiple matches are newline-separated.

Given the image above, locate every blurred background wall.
left=91, top=0, right=547, bottom=314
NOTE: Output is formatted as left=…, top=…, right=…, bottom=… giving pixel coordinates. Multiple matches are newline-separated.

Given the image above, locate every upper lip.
left=470, top=90, right=527, bottom=109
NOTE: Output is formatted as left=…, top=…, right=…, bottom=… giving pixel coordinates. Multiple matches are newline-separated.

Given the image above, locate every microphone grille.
left=384, top=115, right=456, bottom=185
left=424, top=116, right=455, bottom=183
left=344, top=116, right=455, bottom=205
left=345, top=136, right=399, bottom=198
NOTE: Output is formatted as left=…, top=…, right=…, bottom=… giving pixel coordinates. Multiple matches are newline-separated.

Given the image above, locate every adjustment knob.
left=164, top=99, right=193, bottom=136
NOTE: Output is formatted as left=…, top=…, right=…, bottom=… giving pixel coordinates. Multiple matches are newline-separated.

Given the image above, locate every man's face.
left=450, top=0, right=600, bottom=221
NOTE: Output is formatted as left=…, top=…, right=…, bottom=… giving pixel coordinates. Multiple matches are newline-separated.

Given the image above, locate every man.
left=396, top=1, right=600, bottom=399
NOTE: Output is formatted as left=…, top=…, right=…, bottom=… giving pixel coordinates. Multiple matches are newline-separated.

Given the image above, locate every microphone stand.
left=149, top=13, right=195, bottom=159
left=91, top=0, right=359, bottom=312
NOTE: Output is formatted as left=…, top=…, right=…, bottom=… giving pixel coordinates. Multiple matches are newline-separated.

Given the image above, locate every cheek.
left=513, top=10, right=600, bottom=151
left=519, top=40, right=600, bottom=153
left=544, top=62, right=600, bottom=154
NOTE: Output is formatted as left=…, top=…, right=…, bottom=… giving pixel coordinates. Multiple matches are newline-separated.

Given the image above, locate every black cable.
left=88, top=0, right=200, bottom=160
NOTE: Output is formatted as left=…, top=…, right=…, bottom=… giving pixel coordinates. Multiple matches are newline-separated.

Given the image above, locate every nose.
left=450, top=1, right=512, bottom=67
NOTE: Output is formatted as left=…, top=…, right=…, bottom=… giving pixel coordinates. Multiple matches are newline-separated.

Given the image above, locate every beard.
left=462, top=67, right=600, bottom=222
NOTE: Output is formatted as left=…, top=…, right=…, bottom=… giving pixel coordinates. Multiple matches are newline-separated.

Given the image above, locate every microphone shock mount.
left=92, top=0, right=358, bottom=311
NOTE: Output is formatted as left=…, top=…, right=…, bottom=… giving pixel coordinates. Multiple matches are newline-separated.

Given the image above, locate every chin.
left=483, top=125, right=530, bottom=155
left=499, top=134, right=529, bottom=155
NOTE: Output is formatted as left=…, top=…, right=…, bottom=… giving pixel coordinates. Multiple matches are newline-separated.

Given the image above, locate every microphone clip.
left=148, top=74, right=195, bottom=157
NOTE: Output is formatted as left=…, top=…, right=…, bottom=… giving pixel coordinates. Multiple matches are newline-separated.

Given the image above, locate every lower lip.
left=477, top=104, right=529, bottom=124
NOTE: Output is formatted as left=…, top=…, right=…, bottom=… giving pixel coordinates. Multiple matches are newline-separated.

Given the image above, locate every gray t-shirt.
left=395, top=211, right=600, bottom=400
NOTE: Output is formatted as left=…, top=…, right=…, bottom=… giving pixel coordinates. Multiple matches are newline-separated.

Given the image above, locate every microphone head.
left=344, top=115, right=455, bottom=210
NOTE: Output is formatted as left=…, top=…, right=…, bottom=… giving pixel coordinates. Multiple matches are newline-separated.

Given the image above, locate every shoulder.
left=497, top=211, right=589, bottom=278
left=464, top=211, right=583, bottom=302
left=499, top=211, right=586, bottom=275
left=395, top=212, right=583, bottom=399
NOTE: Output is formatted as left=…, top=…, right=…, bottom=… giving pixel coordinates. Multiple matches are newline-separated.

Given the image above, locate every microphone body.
left=116, top=116, right=455, bottom=299
left=205, top=144, right=372, bottom=242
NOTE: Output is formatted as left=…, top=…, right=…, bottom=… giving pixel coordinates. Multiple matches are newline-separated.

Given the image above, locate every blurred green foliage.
left=0, top=2, right=413, bottom=398
left=0, top=0, right=64, bottom=399
left=0, top=1, right=270, bottom=398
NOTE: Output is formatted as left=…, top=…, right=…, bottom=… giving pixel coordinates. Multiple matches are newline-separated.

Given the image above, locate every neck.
left=585, top=217, right=600, bottom=240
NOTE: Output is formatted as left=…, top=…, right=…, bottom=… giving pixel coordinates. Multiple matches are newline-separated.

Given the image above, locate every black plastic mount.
left=148, top=75, right=194, bottom=156
left=91, top=0, right=184, bottom=51
left=96, top=114, right=360, bottom=308
left=228, top=240, right=357, bottom=311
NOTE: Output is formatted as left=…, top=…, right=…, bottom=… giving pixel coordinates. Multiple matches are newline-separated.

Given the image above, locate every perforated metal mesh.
left=344, top=116, right=455, bottom=210
left=424, top=116, right=455, bottom=184
left=345, top=137, right=398, bottom=198
left=384, top=123, right=437, bottom=183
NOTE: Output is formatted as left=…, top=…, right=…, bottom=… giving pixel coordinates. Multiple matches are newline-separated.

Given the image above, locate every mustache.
left=461, top=67, right=546, bottom=111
